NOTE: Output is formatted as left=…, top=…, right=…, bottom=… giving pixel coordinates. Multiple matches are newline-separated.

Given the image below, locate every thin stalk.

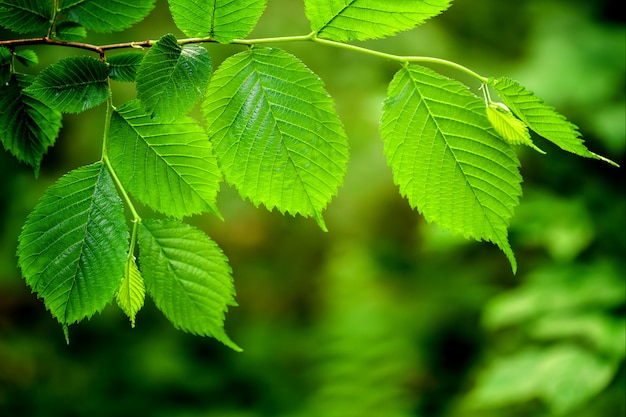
left=312, top=36, right=488, bottom=83
left=101, top=97, right=141, bottom=222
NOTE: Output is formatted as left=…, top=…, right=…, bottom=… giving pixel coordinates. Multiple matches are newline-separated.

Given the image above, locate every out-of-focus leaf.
left=466, top=345, right=617, bottom=415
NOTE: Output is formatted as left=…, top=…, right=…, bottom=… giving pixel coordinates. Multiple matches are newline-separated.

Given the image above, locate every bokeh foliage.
left=1, top=0, right=623, bottom=416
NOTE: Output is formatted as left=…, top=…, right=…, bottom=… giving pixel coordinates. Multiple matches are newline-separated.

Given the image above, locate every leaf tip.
left=314, top=212, right=328, bottom=232
left=62, top=324, right=70, bottom=345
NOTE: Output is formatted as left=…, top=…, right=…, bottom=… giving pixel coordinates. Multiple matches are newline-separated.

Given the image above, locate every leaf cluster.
left=0, top=0, right=618, bottom=348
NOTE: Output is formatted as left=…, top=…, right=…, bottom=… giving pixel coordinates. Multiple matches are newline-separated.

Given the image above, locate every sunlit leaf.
left=202, top=47, right=349, bottom=230
left=381, top=65, right=521, bottom=272
left=168, top=0, right=267, bottom=43
left=0, top=74, right=62, bottom=176
left=486, top=102, right=545, bottom=154
left=136, top=34, right=211, bottom=120
left=17, top=162, right=128, bottom=327
left=108, top=100, right=221, bottom=218
left=488, top=77, right=618, bottom=166
left=23, top=56, right=110, bottom=113
left=116, top=257, right=145, bottom=328
left=305, top=0, right=452, bottom=41
left=138, top=219, right=240, bottom=351
left=60, top=0, right=155, bottom=33
left=0, top=0, right=52, bottom=35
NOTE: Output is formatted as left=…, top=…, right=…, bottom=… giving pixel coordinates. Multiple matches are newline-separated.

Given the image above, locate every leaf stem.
left=101, top=97, right=141, bottom=223
left=1, top=32, right=487, bottom=81
left=311, top=36, right=488, bottom=83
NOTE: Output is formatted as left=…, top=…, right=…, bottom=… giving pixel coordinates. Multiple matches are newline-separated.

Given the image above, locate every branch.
left=0, top=37, right=154, bottom=59
left=1, top=34, right=488, bottom=83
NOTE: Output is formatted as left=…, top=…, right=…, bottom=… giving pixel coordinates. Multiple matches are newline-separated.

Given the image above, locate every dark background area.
left=1, top=1, right=624, bottom=416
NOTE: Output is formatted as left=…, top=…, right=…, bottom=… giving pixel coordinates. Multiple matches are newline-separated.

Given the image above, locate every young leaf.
left=488, top=77, right=618, bottom=166
left=0, top=74, right=62, bottom=176
left=107, top=51, right=144, bottom=82
left=136, top=34, right=211, bottom=120
left=17, top=162, right=128, bottom=328
left=202, top=47, right=349, bottom=230
left=0, top=0, right=52, bottom=35
left=0, top=46, right=10, bottom=85
left=381, top=65, right=522, bottom=272
left=60, top=0, right=155, bottom=33
left=53, top=21, right=87, bottom=41
left=486, top=103, right=545, bottom=154
left=116, top=257, right=145, bottom=328
left=14, top=49, right=38, bottom=67
left=23, top=56, right=110, bottom=113
left=305, top=0, right=453, bottom=42
left=138, top=219, right=240, bottom=351
left=108, top=100, right=221, bottom=219
left=168, top=0, right=267, bottom=43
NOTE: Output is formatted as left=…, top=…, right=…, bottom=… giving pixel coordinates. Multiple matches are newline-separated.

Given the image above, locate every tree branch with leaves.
left=0, top=0, right=617, bottom=347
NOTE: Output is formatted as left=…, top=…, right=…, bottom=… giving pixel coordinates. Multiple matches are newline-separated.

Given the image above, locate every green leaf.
left=107, top=51, right=144, bottom=82
left=466, top=346, right=617, bottom=415
left=17, top=162, right=128, bottom=327
left=0, top=46, right=10, bottom=85
left=60, top=0, right=155, bottom=33
left=168, top=0, right=267, bottom=43
left=486, top=102, right=545, bottom=154
left=0, top=74, right=62, bottom=176
left=14, top=49, right=38, bottom=67
left=138, top=219, right=240, bottom=351
left=116, top=257, right=145, bottom=328
left=381, top=65, right=522, bottom=272
left=53, top=20, right=87, bottom=41
left=202, top=47, right=349, bottom=230
left=108, top=100, right=221, bottom=218
left=136, top=34, right=211, bottom=120
left=23, top=56, right=110, bottom=113
left=305, top=0, right=453, bottom=42
left=0, top=0, right=52, bottom=35
left=488, top=77, right=618, bottom=166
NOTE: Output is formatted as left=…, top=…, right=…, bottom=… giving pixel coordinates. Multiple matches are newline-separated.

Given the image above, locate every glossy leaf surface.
left=108, top=100, right=221, bottom=218
left=203, top=47, right=349, bottom=229
left=17, top=162, right=128, bottom=327
left=139, top=219, right=240, bottom=350
left=381, top=65, right=522, bottom=271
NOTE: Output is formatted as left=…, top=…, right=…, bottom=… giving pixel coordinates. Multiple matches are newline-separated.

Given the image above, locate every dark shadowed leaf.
left=0, top=74, right=62, bottom=176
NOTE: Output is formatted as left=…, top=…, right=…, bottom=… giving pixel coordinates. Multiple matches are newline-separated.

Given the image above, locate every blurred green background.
left=1, top=0, right=624, bottom=416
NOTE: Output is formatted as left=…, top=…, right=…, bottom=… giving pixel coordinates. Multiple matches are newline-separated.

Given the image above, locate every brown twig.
left=0, top=37, right=155, bottom=60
